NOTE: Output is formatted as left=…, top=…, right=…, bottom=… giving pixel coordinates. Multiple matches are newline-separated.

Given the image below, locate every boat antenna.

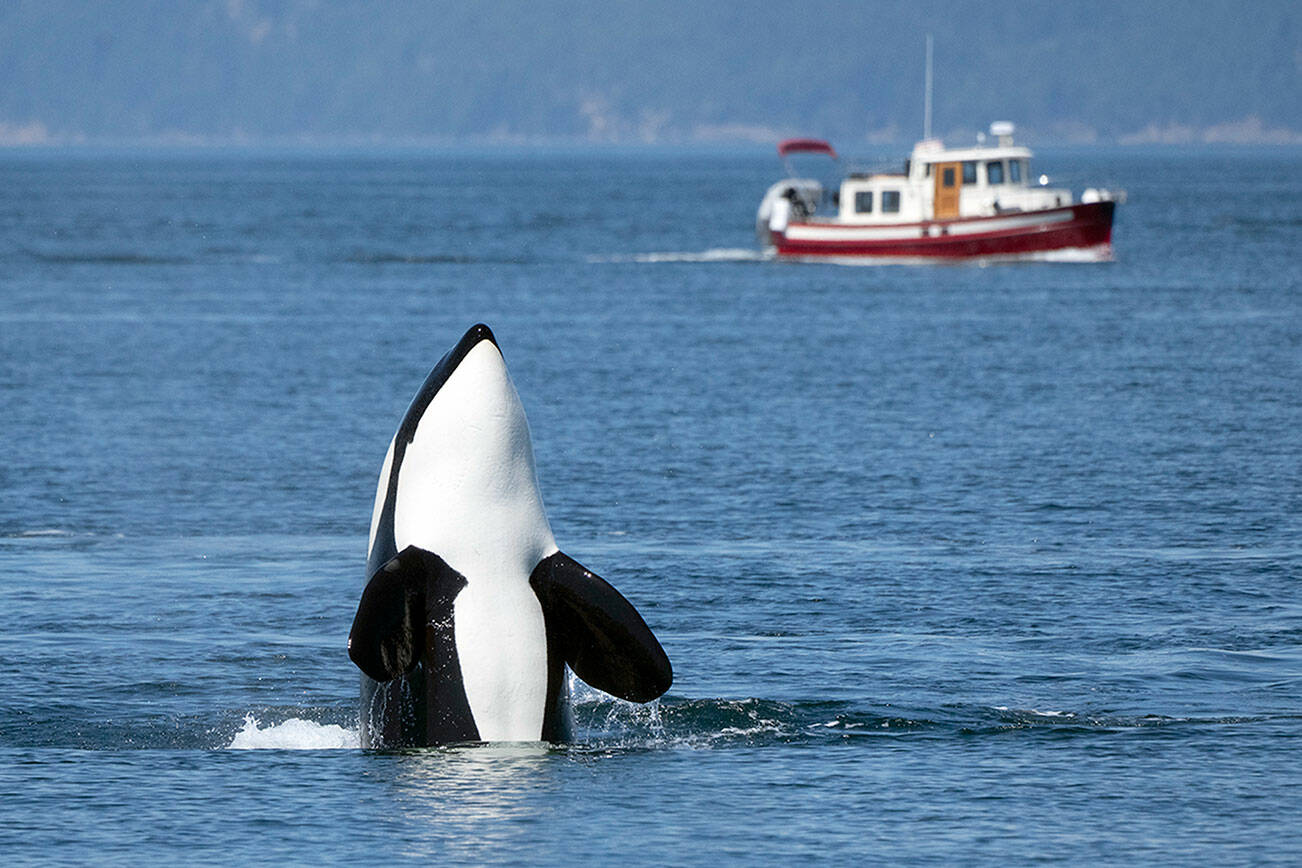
left=923, top=33, right=933, bottom=140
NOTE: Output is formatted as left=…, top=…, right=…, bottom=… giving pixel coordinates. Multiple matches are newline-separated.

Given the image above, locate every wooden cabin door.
left=933, top=161, right=960, bottom=219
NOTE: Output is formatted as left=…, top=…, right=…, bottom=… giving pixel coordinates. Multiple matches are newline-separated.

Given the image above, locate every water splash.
left=227, top=713, right=360, bottom=750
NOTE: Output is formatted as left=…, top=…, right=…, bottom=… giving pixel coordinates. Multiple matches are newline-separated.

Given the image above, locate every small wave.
left=1, top=528, right=127, bottom=541
left=992, top=706, right=1077, bottom=719
left=19, top=249, right=191, bottom=265
left=588, top=248, right=771, bottom=264
left=341, top=252, right=481, bottom=265
left=227, top=713, right=359, bottom=750
left=576, top=696, right=1290, bottom=748
left=340, top=251, right=539, bottom=266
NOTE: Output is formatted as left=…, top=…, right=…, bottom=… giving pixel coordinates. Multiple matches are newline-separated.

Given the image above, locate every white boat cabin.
left=836, top=124, right=1073, bottom=224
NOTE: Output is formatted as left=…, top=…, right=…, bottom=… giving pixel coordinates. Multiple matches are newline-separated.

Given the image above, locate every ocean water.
left=1, top=145, right=1300, bottom=863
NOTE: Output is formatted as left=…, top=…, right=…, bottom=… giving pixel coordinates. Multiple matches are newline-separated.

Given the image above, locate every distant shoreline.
left=3, top=125, right=1302, bottom=153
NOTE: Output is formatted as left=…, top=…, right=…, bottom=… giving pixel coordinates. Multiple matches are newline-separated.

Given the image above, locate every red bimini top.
left=777, top=138, right=838, bottom=159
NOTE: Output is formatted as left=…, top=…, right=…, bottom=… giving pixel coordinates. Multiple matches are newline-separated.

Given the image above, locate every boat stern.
left=756, top=179, right=823, bottom=248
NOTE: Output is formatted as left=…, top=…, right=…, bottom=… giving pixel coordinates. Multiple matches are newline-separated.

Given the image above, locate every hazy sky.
left=2, top=1, right=1299, bottom=145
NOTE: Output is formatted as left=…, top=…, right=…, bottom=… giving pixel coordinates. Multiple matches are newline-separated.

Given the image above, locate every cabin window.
left=854, top=191, right=874, bottom=214
left=987, top=160, right=1004, bottom=185
left=962, top=161, right=977, bottom=184
left=881, top=190, right=901, bottom=213
left=942, top=167, right=955, bottom=187
left=1009, top=159, right=1023, bottom=183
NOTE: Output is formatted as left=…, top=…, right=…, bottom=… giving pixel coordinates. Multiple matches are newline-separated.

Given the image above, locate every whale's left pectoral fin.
left=530, top=552, right=673, bottom=703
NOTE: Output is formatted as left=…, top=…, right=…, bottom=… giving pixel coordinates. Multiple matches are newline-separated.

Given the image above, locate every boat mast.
left=923, top=33, right=933, bottom=140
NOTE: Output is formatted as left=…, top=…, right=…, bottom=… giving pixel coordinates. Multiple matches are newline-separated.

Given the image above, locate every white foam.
left=588, top=248, right=771, bottom=264
left=993, top=706, right=1076, bottom=719
left=1017, top=244, right=1114, bottom=263
left=227, top=714, right=360, bottom=749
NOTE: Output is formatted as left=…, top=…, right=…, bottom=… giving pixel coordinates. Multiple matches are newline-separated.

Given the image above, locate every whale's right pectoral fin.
left=531, top=551, right=673, bottom=703
left=348, top=546, right=462, bottom=682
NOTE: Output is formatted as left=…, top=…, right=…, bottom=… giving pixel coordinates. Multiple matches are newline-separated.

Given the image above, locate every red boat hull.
left=772, top=201, right=1115, bottom=260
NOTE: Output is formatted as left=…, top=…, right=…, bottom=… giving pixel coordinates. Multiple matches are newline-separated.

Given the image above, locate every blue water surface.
left=1, top=145, right=1300, bottom=863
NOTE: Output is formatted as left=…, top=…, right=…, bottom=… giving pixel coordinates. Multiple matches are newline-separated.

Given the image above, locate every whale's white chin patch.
left=393, top=340, right=557, bottom=576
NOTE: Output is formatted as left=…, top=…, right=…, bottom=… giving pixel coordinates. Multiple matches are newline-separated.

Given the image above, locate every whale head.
left=366, top=324, right=557, bottom=583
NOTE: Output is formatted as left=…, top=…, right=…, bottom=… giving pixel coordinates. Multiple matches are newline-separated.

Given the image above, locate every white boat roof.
left=910, top=139, right=1033, bottom=163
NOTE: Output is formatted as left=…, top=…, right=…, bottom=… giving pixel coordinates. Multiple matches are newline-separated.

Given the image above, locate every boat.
left=756, top=122, right=1122, bottom=262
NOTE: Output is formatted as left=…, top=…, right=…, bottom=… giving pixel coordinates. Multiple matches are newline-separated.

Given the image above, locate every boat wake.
left=587, top=248, right=772, bottom=264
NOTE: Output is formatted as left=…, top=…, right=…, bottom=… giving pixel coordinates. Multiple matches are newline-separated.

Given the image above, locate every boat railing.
left=844, top=158, right=908, bottom=179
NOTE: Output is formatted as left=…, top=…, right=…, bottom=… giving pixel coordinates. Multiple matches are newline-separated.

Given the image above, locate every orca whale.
left=348, top=323, right=672, bottom=747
